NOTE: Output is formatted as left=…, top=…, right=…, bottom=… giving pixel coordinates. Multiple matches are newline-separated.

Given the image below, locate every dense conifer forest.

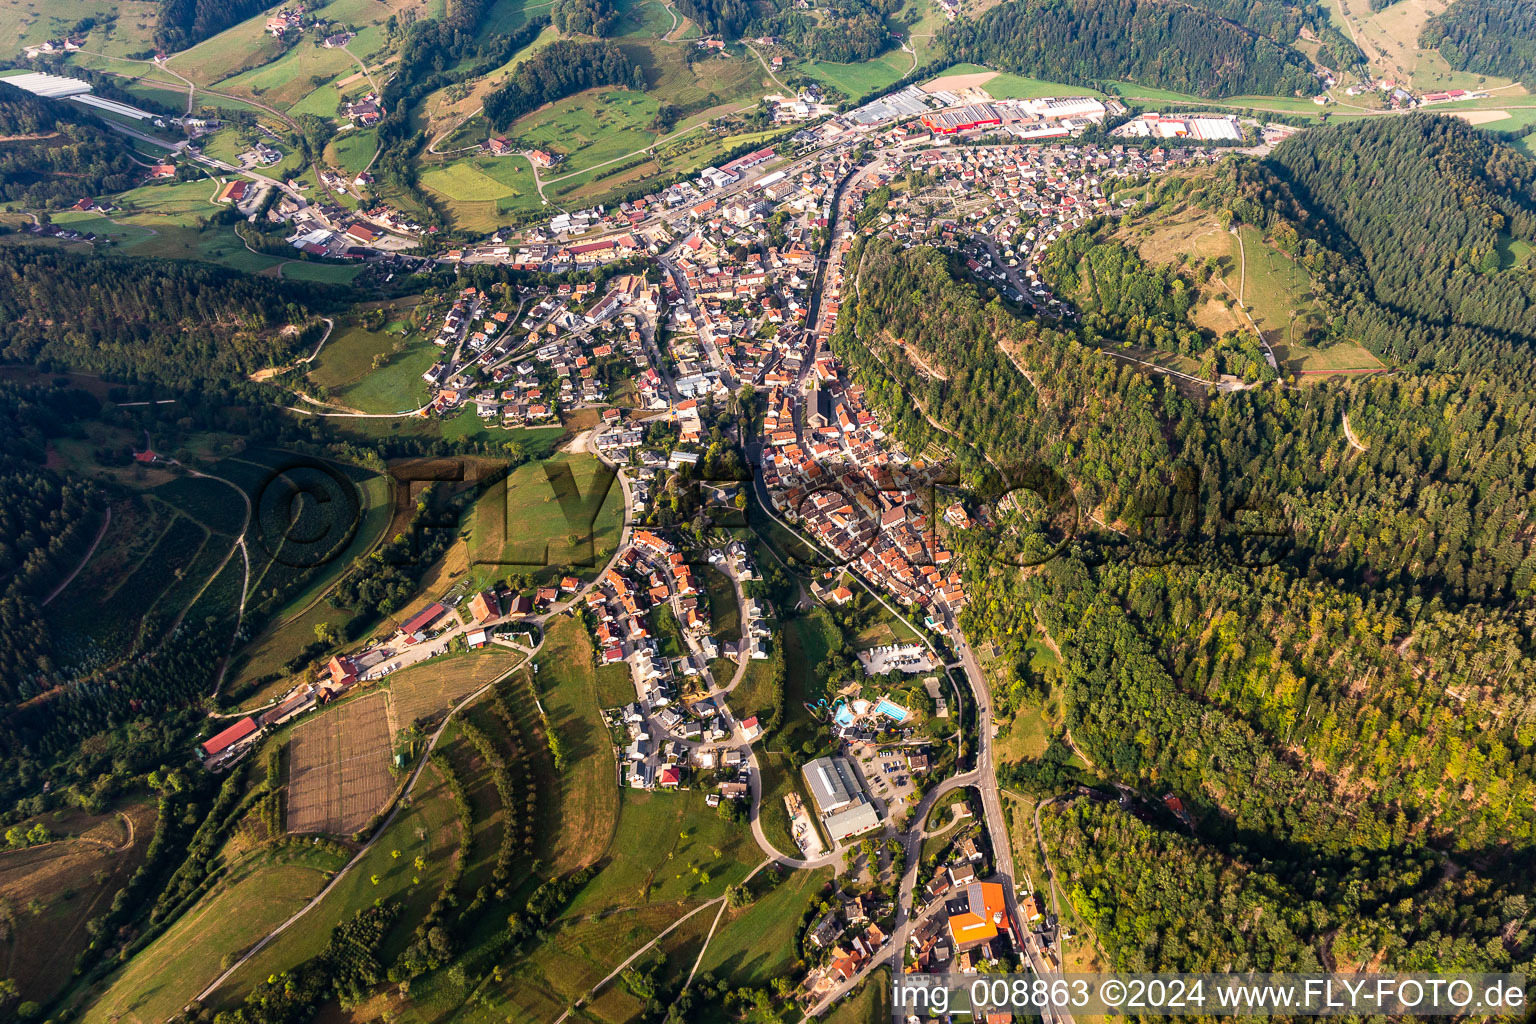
left=154, top=0, right=272, bottom=51
left=1265, top=115, right=1536, bottom=344
left=0, top=249, right=321, bottom=386
left=938, top=0, right=1323, bottom=98
left=1420, top=0, right=1536, bottom=84
left=0, top=84, right=141, bottom=205
left=482, top=40, right=642, bottom=130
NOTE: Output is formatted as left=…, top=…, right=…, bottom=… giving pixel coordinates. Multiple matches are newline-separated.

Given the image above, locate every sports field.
left=287, top=691, right=395, bottom=835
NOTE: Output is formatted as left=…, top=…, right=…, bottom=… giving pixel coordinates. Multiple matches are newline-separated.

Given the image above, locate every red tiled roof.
left=201, top=717, right=258, bottom=756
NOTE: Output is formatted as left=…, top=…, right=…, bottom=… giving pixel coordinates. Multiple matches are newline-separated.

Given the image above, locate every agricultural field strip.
left=198, top=657, right=533, bottom=1001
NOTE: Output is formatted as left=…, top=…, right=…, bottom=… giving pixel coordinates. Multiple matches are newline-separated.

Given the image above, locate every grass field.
left=85, top=850, right=342, bottom=1024
left=478, top=786, right=761, bottom=1021
left=213, top=40, right=358, bottom=110
left=825, top=966, right=892, bottom=1023
left=530, top=617, right=621, bottom=868
left=799, top=49, right=911, bottom=100
left=484, top=903, right=679, bottom=1022
left=705, top=566, right=741, bottom=643
left=466, top=451, right=625, bottom=579
left=421, top=159, right=526, bottom=201
left=323, top=408, right=566, bottom=448
left=387, top=646, right=524, bottom=734
left=1235, top=225, right=1385, bottom=373
left=0, top=801, right=158, bottom=1007
left=421, top=156, right=546, bottom=229
left=755, top=750, right=817, bottom=857
left=623, top=37, right=764, bottom=109
left=566, top=789, right=761, bottom=916
left=514, top=89, right=661, bottom=173
left=308, top=320, right=407, bottom=390
left=207, top=764, right=462, bottom=1009
left=278, top=259, right=366, bottom=283
left=780, top=609, right=838, bottom=738
left=481, top=0, right=557, bottom=33
left=325, top=128, right=379, bottom=176
left=978, top=71, right=1103, bottom=101
left=51, top=179, right=303, bottom=275
left=612, top=0, right=674, bottom=37
left=849, top=589, right=919, bottom=648
left=995, top=700, right=1051, bottom=764
left=327, top=336, right=440, bottom=413
left=695, top=866, right=831, bottom=986
left=0, top=0, right=155, bottom=59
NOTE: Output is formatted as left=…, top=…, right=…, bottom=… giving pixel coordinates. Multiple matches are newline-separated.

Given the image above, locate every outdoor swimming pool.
left=876, top=699, right=910, bottom=722
left=834, top=703, right=856, bottom=726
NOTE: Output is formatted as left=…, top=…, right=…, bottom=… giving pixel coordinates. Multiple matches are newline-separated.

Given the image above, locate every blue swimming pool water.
left=876, top=699, right=909, bottom=722
left=834, top=704, right=856, bottom=726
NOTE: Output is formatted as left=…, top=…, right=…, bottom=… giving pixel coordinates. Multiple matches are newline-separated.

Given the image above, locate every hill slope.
left=1266, top=114, right=1536, bottom=344
left=1420, top=0, right=1536, bottom=84
left=939, top=0, right=1322, bottom=99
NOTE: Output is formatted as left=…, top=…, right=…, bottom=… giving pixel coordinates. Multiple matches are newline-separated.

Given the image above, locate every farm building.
left=469, top=590, right=501, bottom=622
left=400, top=602, right=446, bottom=635
left=199, top=717, right=258, bottom=759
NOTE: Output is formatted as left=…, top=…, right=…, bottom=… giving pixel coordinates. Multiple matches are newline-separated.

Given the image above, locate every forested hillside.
left=939, top=0, right=1322, bottom=98
left=0, top=249, right=319, bottom=385
left=673, top=0, right=753, bottom=38
left=0, top=83, right=140, bottom=206
left=835, top=158, right=1536, bottom=970
left=482, top=40, right=642, bottom=130
left=154, top=0, right=271, bottom=51
left=1266, top=115, right=1536, bottom=344
left=1420, top=0, right=1536, bottom=84
left=762, top=0, right=898, bottom=63
left=0, top=381, right=105, bottom=701
left=552, top=0, right=618, bottom=35
left=371, top=15, right=550, bottom=228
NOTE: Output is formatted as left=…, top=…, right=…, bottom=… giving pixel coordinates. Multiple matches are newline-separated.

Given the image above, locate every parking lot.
left=849, top=741, right=920, bottom=825
left=857, top=643, right=936, bottom=676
